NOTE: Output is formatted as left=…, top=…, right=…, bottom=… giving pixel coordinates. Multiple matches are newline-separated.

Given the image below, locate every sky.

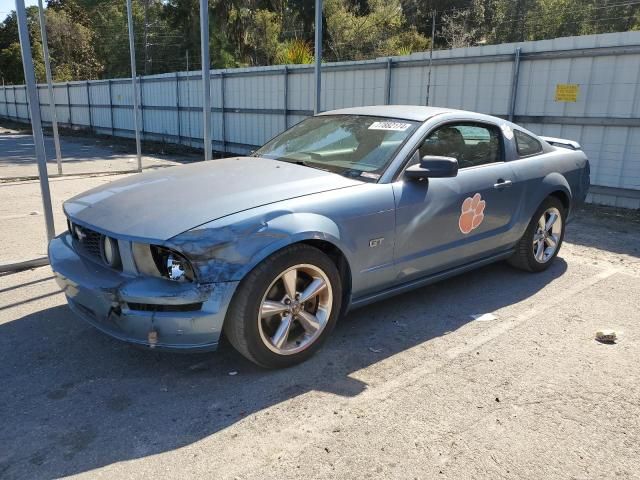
left=0, top=0, right=39, bottom=19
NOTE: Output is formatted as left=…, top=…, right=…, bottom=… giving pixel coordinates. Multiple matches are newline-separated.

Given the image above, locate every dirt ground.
left=0, top=128, right=639, bottom=479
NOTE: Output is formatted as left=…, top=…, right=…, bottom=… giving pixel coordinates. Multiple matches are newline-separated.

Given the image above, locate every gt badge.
left=459, top=193, right=486, bottom=234
left=369, top=238, right=384, bottom=248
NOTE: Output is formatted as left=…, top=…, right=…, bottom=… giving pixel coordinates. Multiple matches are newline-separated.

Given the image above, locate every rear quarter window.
left=515, top=130, right=543, bottom=156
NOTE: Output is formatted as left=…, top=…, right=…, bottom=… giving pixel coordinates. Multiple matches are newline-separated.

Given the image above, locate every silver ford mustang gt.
left=49, top=106, right=590, bottom=368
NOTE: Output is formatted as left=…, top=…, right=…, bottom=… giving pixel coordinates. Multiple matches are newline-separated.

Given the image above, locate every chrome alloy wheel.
left=258, top=264, right=333, bottom=355
left=532, top=207, right=562, bottom=263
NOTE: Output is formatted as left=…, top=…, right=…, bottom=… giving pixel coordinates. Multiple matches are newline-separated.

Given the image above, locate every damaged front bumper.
left=48, top=232, right=238, bottom=352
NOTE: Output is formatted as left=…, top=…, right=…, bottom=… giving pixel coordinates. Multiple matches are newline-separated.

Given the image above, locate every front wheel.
left=508, top=196, right=566, bottom=272
left=224, top=244, right=342, bottom=368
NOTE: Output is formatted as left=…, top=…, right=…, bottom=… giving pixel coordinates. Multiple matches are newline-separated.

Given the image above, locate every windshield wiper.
left=278, top=158, right=330, bottom=172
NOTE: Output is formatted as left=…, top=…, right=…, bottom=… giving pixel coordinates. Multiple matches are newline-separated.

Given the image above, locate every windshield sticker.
left=360, top=171, right=381, bottom=180
left=459, top=193, right=486, bottom=234
left=501, top=124, right=514, bottom=140
left=368, top=121, right=412, bottom=131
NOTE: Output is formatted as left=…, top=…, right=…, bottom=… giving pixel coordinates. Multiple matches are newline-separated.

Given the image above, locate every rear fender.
left=513, top=172, right=572, bottom=239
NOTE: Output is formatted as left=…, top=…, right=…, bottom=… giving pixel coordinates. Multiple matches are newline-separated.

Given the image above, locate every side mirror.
left=404, top=156, right=458, bottom=180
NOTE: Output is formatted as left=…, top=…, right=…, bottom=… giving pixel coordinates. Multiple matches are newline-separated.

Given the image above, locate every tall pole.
left=425, top=10, right=436, bottom=106
left=314, top=0, right=322, bottom=114
left=200, top=0, right=212, bottom=161
left=143, top=0, right=150, bottom=75
left=16, top=0, right=55, bottom=241
left=186, top=50, right=192, bottom=147
left=37, top=0, right=62, bottom=175
left=126, top=0, right=143, bottom=172
left=509, top=47, right=522, bottom=122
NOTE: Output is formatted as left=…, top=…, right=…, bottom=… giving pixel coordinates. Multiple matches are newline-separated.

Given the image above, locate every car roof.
left=317, top=105, right=547, bottom=145
left=317, top=105, right=458, bottom=122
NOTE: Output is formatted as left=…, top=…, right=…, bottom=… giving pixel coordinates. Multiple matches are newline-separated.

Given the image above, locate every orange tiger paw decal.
left=459, top=193, right=486, bottom=234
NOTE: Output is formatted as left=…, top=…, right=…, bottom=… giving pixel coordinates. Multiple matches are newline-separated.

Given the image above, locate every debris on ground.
left=228, top=371, right=238, bottom=376
left=368, top=347, right=382, bottom=353
left=188, top=361, right=211, bottom=372
left=595, top=329, right=617, bottom=344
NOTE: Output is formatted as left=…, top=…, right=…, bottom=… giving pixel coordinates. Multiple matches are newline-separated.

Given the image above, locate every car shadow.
left=0, top=259, right=567, bottom=479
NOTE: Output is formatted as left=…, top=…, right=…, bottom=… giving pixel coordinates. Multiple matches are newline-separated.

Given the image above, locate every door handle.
left=493, top=179, right=513, bottom=189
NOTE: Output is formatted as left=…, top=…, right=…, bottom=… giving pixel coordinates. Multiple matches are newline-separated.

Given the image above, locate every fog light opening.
left=101, top=236, right=122, bottom=269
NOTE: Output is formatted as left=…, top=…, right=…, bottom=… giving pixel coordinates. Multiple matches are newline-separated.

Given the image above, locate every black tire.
left=508, top=196, right=566, bottom=272
left=223, top=244, right=342, bottom=368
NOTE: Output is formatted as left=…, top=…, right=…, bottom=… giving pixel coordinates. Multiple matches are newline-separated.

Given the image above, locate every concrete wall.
left=1, top=31, right=639, bottom=207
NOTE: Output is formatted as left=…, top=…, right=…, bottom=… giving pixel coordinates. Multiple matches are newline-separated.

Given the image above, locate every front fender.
left=166, top=211, right=353, bottom=283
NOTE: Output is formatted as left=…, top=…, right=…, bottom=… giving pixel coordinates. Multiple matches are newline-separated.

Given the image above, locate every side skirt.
left=347, top=249, right=515, bottom=311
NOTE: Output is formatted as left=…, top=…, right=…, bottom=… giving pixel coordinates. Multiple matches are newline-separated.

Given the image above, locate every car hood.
left=64, top=157, right=362, bottom=241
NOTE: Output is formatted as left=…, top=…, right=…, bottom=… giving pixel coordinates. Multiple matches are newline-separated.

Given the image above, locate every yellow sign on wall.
left=555, top=83, right=579, bottom=102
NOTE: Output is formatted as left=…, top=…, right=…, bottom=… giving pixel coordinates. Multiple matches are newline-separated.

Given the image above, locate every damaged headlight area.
left=132, top=243, right=195, bottom=282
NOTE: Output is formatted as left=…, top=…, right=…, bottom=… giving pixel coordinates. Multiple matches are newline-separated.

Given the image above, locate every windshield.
left=253, top=115, right=419, bottom=181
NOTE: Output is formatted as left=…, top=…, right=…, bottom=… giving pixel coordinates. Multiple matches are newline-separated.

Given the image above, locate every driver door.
left=392, top=122, right=523, bottom=282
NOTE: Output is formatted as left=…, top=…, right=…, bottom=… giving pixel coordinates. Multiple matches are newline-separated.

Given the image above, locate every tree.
left=324, top=0, right=429, bottom=61
left=2, top=0, right=640, bottom=83
left=0, top=8, right=45, bottom=84
left=440, top=0, right=486, bottom=48
left=247, top=9, right=282, bottom=65
left=45, top=8, right=102, bottom=80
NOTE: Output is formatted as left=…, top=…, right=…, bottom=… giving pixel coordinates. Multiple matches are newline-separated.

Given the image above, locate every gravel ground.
left=0, top=128, right=639, bottom=479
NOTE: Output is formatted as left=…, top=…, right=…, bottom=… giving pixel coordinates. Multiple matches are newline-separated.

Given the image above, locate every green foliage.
left=0, top=7, right=45, bottom=84
left=324, top=0, right=429, bottom=61
left=45, top=8, right=102, bottom=80
left=247, top=9, right=282, bottom=65
left=439, top=0, right=640, bottom=48
left=275, top=39, right=314, bottom=64
left=0, top=0, right=639, bottom=84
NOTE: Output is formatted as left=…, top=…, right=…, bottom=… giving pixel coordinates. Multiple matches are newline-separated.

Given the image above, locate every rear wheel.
left=508, top=196, right=566, bottom=272
left=224, top=244, right=341, bottom=368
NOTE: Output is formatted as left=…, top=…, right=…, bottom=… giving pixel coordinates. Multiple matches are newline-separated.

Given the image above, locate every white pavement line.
left=561, top=252, right=640, bottom=278
left=1, top=213, right=40, bottom=221
left=445, top=267, right=619, bottom=360
left=351, top=267, right=619, bottom=405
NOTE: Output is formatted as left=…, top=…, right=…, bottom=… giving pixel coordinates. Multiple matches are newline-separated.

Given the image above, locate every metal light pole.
left=126, top=0, right=143, bottom=172
left=15, top=0, right=55, bottom=242
left=425, top=10, right=436, bottom=106
left=200, top=0, right=212, bottom=161
left=509, top=47, right=522, bottom=122
left=37, top=0, right=62, bottom=175
left=314, top=0, right=322, bottom=114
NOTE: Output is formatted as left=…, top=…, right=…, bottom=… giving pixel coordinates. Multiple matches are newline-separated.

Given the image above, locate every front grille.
left=127, top=302, right=203, bottom=312
left=73, top=224, right=103, bottom=261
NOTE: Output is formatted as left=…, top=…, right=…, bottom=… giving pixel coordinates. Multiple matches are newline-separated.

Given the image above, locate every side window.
left=418, top=123, right=502, bottom=169
left=514, top=130, right=543, bottom=156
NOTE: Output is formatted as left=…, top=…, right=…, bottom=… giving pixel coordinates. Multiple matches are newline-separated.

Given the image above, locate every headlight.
left=101, top=236, right=121, bottom=268
left=132, top=243, right=195, bottom=282
left=152, top=246, right=194, bottom=282
left=165, top=253, right=192, bottom=282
